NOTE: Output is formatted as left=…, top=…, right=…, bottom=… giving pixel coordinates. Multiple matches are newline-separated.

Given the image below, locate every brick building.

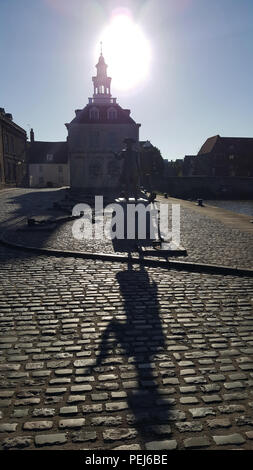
left=184, top=135, right=253, bottom=177
left=0, top=108, right=27, bottom=187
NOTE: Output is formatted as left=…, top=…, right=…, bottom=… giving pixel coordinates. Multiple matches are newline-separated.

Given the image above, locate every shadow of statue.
left=95, top=255, right=174, bottom=442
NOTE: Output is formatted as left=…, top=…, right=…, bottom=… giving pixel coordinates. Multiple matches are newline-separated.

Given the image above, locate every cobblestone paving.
left=1, top=188, right=253, bottom=269
left=0, top=189, right=253, bottom=451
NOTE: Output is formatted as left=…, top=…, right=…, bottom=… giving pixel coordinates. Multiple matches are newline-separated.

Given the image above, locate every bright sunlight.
left=98, top=13, right=151, bottom=91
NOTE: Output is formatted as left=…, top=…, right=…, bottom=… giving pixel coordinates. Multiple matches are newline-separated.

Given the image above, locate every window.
left=89, top=107, right=99, bottom=120
left=6, top=162, right=12, bottom=180
left=58, top=165, right=63, bottom=173
left=39, top=165, right=43, bottom=173
left=89, top=131, right=100, bottom=149
left=107, top=107, right=117, bottom=120
left=10, top=136, right=14, bottom=154
left=46, top=154, right=53, bottom=162
left=4, top=135, right=9, bottom=153
left=108, top=132, right=116, bottom=148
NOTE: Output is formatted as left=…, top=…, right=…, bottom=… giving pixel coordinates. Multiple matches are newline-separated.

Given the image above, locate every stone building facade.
left=0, top=108, right=27, bottom=187
left=66, top=52, right=141, bottom=192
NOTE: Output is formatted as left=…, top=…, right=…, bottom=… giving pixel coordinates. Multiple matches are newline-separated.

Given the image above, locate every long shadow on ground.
left=95, top=257, right=174, bottom=443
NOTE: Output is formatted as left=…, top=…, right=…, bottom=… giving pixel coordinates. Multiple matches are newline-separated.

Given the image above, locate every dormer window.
left=46, top=154, right=53, bottom=162
left=107, top=107, right=117, bottom=120
left=90, top=107, right=99, bottom=120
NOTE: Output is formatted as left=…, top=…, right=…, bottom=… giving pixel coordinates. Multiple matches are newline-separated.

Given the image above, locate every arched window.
left=107, top=107, right=117, bottom=120
left=89, top=107, right=99, bottom=120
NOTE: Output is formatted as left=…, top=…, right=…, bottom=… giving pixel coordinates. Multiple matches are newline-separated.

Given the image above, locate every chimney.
left=5, top=113, right=13, bottom=120
left=30, top=128, right=35, bottom=143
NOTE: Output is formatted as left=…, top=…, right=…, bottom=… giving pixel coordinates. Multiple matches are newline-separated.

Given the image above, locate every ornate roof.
left=67, top=103, right=139, bottom=127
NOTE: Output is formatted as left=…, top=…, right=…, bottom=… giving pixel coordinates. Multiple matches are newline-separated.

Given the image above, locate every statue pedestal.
left=115, top=197, right=154, bottom=240
left=113, top=196, right=187, bottom=257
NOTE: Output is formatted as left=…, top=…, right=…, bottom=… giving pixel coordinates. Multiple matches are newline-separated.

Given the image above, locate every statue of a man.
left=114, top=138, right=141, bottom=199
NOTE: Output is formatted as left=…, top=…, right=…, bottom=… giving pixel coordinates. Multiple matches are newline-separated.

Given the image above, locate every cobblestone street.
left=0, top=188, right=253, bottom=451
left=3, top=188, right=253, bottom=269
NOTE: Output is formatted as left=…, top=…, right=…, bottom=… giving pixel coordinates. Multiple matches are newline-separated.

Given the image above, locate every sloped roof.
left=0, top=111, right=26, bottom=135
left=68, top=103, right=137, bottom=126
left=28, top=141, right=68, bottom=164
left=198, top=135, right=253, bottom=156
left=198, top=135, right=220, bottom=155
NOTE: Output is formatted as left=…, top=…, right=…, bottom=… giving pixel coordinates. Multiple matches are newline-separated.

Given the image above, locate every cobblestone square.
left=0, top=188, right=253, bottom=451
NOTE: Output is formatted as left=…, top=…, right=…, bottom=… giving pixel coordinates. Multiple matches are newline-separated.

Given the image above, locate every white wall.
left=29, top=163, right=70, bottom=188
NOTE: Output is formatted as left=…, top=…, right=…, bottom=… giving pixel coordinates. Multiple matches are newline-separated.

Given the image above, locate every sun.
left=98, top=14, right=151, bottom=91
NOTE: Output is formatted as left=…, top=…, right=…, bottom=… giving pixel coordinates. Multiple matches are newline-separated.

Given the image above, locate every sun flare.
left=98, top=14, right=151, bottom=91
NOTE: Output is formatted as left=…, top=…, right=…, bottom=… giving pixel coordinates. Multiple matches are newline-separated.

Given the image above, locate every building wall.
left=29, top=163, right=70, bottom=188
left=192, top=140, right=253, bottom=177
left=0, top=119, right=27, bottom=187
left=68, top=122, right=139, bottom=189
left=0, top=124, right=5, bottom=185
left=187, top=154, right=253, bottom=177
left=156, top=176, right=253, bottom=199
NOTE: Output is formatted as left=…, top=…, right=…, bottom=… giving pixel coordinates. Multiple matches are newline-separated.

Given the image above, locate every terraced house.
left=0, top=108, right=28, bottom=188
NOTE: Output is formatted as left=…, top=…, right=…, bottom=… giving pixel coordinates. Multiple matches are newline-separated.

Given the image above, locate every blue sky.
left=1, top=0, right=253, bottom=160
